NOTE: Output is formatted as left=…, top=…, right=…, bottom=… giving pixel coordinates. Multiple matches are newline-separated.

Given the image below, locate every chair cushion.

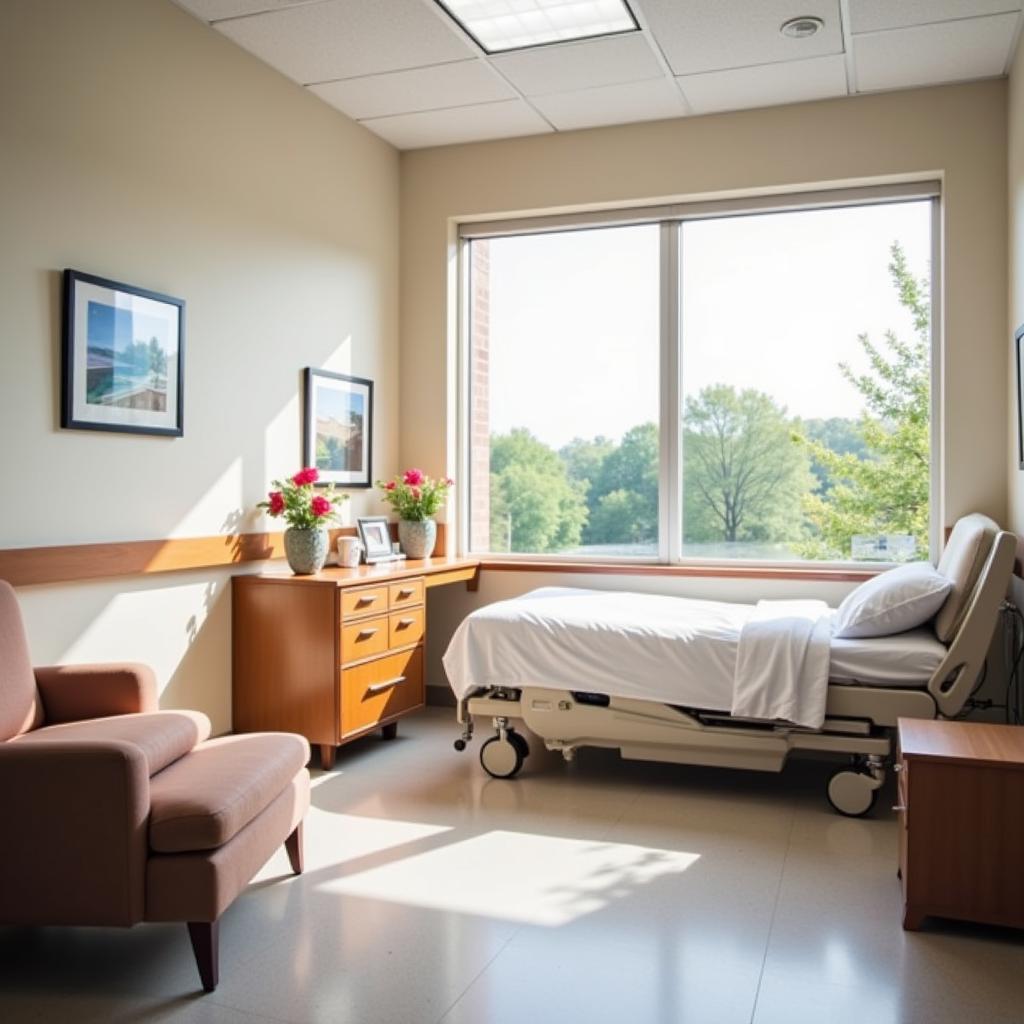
left=934, top=514, right=999, bottom=643
left=148, top=733, right=310, bottom=854
left=13, top=710, right=211, bottom=776
left=0, top=580, right=43, bottom=741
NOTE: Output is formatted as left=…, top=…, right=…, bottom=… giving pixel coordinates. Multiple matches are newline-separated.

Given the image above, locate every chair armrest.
left=34, top=663, right=158, bottom=723
left=0, top=738, right=150, bottom=926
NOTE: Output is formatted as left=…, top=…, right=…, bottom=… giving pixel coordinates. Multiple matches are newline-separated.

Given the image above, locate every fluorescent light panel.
left=437, top=0, right=639, bottom=53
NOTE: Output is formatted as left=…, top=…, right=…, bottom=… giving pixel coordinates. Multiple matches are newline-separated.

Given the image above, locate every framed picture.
left=62, top=269, right=185, bottom=437
left=1017, top=324, right=1024, bottom=470
left=304, top=368, right=373, bottom=487
left=356, top=516, right=392, bottom=560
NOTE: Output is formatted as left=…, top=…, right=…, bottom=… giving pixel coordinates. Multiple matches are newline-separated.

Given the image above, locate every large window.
left=463, top=187, right=936, bottom=565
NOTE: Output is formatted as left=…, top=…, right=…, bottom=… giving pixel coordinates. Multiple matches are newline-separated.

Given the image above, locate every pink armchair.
left=0, top=580, right=310, bottom=992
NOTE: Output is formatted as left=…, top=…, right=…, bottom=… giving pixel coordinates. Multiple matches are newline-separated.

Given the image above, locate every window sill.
left=477, top=559, right=881, bottom=583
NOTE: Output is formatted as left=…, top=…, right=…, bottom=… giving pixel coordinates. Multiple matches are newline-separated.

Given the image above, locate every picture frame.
left=304, top=368, right=373, bottom=487
left=1017, top=324, right=1024, bottom=470
left=62, top=269, right=185, bottom=437
left=356, top=516, right=392, bottom=560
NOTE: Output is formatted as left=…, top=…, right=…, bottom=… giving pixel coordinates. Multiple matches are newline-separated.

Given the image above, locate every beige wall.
left=1009, top=45, right=1024, bottom=555
left=1, top=0, right=400, bottom=731
left=400, top=82, right=1009, bottom=686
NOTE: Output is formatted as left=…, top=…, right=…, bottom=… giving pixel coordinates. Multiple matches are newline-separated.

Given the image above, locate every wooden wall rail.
left=0, top=523, right=447, bottom=588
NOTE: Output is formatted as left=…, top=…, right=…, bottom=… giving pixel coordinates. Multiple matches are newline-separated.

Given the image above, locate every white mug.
left=337, top=536, right=363, bottom=568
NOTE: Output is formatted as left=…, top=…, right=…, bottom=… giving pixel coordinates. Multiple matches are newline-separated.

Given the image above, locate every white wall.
left=400, top=81, right=1009, bottom=688
left=0, top=0, right=400, bottom=731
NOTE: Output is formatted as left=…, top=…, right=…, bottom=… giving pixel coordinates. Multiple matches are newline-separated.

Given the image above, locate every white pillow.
left=832, top=562, right=952, bottom=640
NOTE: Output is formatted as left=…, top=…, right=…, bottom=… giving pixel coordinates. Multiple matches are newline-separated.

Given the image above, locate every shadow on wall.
left=15, top=568, right=240, bottom=735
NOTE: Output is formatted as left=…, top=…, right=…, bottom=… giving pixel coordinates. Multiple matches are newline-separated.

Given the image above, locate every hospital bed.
left=444, top=515, right=1016, bottom=816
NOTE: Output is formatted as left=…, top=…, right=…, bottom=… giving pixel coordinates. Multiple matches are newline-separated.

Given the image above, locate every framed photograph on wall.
left=304, top=368, right=373, bottom=487
left=1017, top=324, right=1024, bottom=470
left=62, top=269, right=185, bottom=437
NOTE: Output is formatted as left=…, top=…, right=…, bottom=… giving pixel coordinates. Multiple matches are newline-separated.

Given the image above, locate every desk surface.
left=898, top=717, right=1024, bottom=767
left=237, top=555, right=480, bottom=590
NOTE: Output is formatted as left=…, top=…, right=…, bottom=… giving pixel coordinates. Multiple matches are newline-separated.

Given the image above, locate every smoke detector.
left=780, top=16, right=824, bottom=39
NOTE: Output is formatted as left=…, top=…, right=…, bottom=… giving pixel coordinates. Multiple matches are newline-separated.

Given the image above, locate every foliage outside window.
left=466, top=198, right=933, bottom=564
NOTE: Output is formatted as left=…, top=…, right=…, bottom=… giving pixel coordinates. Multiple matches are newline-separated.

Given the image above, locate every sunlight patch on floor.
left=319, top=829, right=699, bottom=925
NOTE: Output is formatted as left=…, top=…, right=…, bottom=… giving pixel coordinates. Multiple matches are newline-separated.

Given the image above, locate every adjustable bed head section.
left=448, top=514, right=1016, bottom=817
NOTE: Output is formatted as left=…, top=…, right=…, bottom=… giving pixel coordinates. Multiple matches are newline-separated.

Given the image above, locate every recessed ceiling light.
left=434, top=0, right=639, bottom=55
left=780, top=15, right=824, bottom=39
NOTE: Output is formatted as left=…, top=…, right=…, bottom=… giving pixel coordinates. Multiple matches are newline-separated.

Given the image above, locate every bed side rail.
left=928, top=529, right=1016, bottom=718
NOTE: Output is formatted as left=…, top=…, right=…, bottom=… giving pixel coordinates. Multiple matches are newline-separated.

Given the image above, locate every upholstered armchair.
left=0, top=580, right=310, bottom=992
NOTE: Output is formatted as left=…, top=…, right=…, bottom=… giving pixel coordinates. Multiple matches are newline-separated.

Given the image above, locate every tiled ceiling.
left=172, top=0, right=1024, bottom=149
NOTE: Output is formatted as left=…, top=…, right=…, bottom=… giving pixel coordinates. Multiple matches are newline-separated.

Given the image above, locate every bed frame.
left=453, top=521, right=1016, bottom=815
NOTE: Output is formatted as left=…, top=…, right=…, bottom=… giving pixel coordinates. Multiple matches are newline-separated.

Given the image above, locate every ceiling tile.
left=171, top=0, right=315, bottom=20
left=530, top=77, right=686, bottom=131
left=310, top=60, right=514, bottom=120
left=849, top=0, right=1022, bottom=34
left=214, top=0, right=475, bottom=85
left=490, top=33, right=663, bottom=96
left=637, top=0, right=843, bottom=76
left=677, top=55, right=848, bottom=115
left=853, top=12, right=1018, bottom=92
left=360, top=99, right=553, bottom=149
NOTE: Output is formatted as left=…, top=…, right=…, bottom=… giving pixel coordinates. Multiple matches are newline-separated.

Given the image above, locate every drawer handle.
left=892, top=804, right=906, bottom=813
left=367, top=675, right=406, bottom=695
left=356, top=627, right=379, bottom=640
left=397, top=588, right=416, bottom=599
left=355, top=595, right=379, bottom=607
left=396, top=617, right=416, bottom=628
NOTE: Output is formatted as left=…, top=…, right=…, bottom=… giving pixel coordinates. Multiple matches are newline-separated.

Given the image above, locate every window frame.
left=456, top=181, right=942, bottom=570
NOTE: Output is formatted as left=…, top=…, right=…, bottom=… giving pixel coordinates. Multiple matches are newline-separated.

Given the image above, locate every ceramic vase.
left=398, top=518, right=436, bottom=559
left=284, top=526, right=329, bottom=575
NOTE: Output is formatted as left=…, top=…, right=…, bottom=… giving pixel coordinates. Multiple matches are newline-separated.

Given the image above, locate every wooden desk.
left=232, top=557, right=478, bottom=768
left=897, top=717, right=1024, bottom=931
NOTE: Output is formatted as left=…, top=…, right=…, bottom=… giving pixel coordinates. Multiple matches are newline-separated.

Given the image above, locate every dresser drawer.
left=341, top=586, right=388, bottom=620
left=389, top=578, right=424, bottom=610
left=389, top=607, right=424, bottom=649
left=341, top=647, right=424, bottom=737
left=341, top=615, right=388, bottom=663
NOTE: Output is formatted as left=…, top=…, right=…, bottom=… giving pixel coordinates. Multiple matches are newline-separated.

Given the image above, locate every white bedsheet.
left=442, top=587, right=948, bottom=719
left=732, top=600, right=832, bottom=729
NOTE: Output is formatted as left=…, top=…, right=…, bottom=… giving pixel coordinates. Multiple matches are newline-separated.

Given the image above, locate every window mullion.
left=659, top=221, right=682, bottom=564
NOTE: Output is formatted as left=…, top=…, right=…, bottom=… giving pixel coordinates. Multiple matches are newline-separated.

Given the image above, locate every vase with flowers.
left=259, top=467, right=348, bottom=574
left=377, top=468, right=453, bottom=559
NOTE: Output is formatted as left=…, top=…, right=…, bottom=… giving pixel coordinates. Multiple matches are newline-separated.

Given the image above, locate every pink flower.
left=410, top=487, right=421, bottom=500
left=292, top=467, right=319, bottom=486
left=268, top=491, right=285, bottom=516
left=444, top=478, right=454, bottom=487
left=403, top=468, right=425, bottom=486
left=311, top=495, right=332, bottom=518
left=385, top=481, right=396, bottom=491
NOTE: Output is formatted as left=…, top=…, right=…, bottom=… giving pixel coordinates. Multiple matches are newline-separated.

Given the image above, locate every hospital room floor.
left=1, top=707, right=1022, bottom=1024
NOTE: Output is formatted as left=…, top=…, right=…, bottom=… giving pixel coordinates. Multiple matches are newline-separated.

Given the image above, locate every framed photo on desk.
left=356, top=516, right=392, bottom=560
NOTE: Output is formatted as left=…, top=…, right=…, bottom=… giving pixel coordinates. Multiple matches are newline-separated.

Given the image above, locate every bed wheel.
left=826, top=769, right=878, bottom=818
left=480, top=733, right=526, bottom=779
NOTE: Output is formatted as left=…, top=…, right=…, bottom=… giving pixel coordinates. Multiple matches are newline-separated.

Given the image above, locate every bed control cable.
left=960, top=601, right=1023, bottom=723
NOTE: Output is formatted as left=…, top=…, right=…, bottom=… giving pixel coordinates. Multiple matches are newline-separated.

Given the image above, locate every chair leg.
left=285, top=821, right=304, bottom=875
left=187, top=920, right=220, bottom=993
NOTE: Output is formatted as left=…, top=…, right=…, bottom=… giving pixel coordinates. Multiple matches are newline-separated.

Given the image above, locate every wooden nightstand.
left=897, top=717, right=1024, bottom=931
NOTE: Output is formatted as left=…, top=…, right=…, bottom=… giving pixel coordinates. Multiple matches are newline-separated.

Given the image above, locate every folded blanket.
left=731, top=599, right=833, bottom=729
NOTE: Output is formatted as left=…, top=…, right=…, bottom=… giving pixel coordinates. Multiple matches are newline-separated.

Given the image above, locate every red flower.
left=311, top=495, right=332, bottom=518
left=385, top=481, right=396, bottom=491
left=292, top=467, right=319, bottom=486
left=268, top=491, right=285, bottom=516
left=403, top=468, right=425, bottom=486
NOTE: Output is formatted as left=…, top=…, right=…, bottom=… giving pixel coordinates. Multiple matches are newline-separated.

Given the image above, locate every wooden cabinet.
left=897, top=717, right=1024, bottom=931
left=232, top=561, right=483, bottom=770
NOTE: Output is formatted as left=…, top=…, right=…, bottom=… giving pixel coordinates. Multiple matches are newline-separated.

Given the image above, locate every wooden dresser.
left=232, top=558, right=478, bottom=769
left=897, top=717, right=1024, bottom=931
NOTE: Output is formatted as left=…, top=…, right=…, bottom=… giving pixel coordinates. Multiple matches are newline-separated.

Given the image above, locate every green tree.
left=587, top=423, right=659, bottom=544
left=799, top=417, right=868, bottom=494
left=797, top=243, right=930, bottom=560
left=683, top=385, right=811, bottom=545
left=489, top=429, right=588, bottom=553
